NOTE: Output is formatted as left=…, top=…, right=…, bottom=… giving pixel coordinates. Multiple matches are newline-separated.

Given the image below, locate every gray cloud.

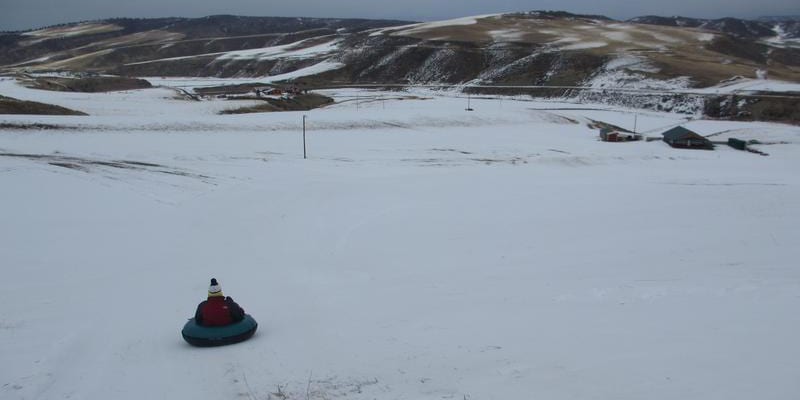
left=1, top=0, right=799, bottom=31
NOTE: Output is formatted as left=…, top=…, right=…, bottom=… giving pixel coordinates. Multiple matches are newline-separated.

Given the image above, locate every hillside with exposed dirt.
left=2, top=12, right=799, bottom=91
left=0, top=94, right=87, bottom=115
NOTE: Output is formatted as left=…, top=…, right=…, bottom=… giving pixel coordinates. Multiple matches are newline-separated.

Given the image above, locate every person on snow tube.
left=194, top=278, right=245, bottom=326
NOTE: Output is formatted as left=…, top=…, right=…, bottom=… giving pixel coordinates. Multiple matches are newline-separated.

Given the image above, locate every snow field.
left=1, top=80, right=800, bottom=400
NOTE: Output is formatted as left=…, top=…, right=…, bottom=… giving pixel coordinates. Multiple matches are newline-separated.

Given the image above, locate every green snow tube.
left=181, top=314, right=258, bottom=347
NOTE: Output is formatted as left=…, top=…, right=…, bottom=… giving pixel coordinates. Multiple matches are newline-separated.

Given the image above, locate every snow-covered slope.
left=1, top=79, right=799, bottom=400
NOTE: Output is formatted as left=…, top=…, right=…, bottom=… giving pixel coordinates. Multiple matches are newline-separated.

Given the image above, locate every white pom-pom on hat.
left=208, top=278, right=223, bottom=296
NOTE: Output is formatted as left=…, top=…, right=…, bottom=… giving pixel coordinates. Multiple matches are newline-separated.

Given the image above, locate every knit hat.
left=208, top=278, right=223, bottom=297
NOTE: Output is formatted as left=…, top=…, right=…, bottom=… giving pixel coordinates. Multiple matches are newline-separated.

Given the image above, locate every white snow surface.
left=375, top=14, right=501, bottom=37
left=216, top=38, right=341, bottom=61
left=138, top=60, right=345, bottom=89
left=560, top=41, right=608, bottom=50
left=697, top=32, right=716, bottom=42
left=1, top=77, right=800, bottom=400
left=765, top=24, right=800, bottom=47
left=264, top=60, right=345, bottom=81
left=488, top=29, right=526, bottom=42
left=587, top=55, right=691, bottom=90
left=125, top=37, right=340, bottom=66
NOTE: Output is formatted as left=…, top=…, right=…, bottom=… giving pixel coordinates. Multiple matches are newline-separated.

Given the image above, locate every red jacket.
left=194, top=296, right=245, bottom=326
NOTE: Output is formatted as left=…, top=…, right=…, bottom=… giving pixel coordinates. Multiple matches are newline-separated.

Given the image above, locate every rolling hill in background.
left=1, top=11, right=799, bottom=103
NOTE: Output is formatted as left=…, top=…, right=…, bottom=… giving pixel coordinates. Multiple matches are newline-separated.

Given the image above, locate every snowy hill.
left=1, top=76, right=800, bottom=400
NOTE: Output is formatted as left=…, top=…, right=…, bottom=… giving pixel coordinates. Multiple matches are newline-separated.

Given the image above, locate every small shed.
left=600, top=128, right=641, bottom=142
left=728, top=138, right=747, bottom=151
left=600, top=128, right=642, bottom=142
left=662, top=126, right=713, bottom=150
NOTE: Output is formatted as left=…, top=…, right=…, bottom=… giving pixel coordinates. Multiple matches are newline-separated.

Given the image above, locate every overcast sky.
left=2, top=0, right=799, bottom=31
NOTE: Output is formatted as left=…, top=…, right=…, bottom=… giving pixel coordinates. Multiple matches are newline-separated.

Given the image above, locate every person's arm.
left=226, top=297, right=245, bottom=321
left=194, top=301, right=206, bottom=324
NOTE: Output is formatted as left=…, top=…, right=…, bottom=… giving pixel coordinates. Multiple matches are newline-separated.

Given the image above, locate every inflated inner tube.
left=182, top=314, right=258, bottom=347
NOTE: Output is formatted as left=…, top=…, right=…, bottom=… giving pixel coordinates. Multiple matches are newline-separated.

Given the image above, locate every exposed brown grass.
left=0, top=95, right=87, bottom=115
left=19, top=23, right=124, bottom=46
left=71, top=30, right=186, bottom=52
left=33, top=49, right=115, bottom=71
left=704, top=94, right=800, bottom=125
left=220, top=93, right=334, bottom=114
left=383, top=14, right=800, bottom=87
left=194, top=83, right=268, bottom=96
left=26, top=76, right=152, bottom=92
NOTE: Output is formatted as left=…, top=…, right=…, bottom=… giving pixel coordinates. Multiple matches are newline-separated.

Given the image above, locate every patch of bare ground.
left=116, top=55, right=219, bottom=77
left=194, top=83, right=268, bottom=96
left=0, top=152, right=211, bottom=179
left=704, top=93, right=800, bottom=125
left=220, top=93, right=334, bottom=114
left=20, top=23, right=124, bottom=44
left=638, top=39, right=800, bottom=86
left=26, top=75, right=152, bottom=92
left=0, top=122, right=76, bottom=130
left=0, top=95, right=87, bottom=115
left=386, top=14, right=800, bottom=88
left=387, top=15, right=608, bottom=44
